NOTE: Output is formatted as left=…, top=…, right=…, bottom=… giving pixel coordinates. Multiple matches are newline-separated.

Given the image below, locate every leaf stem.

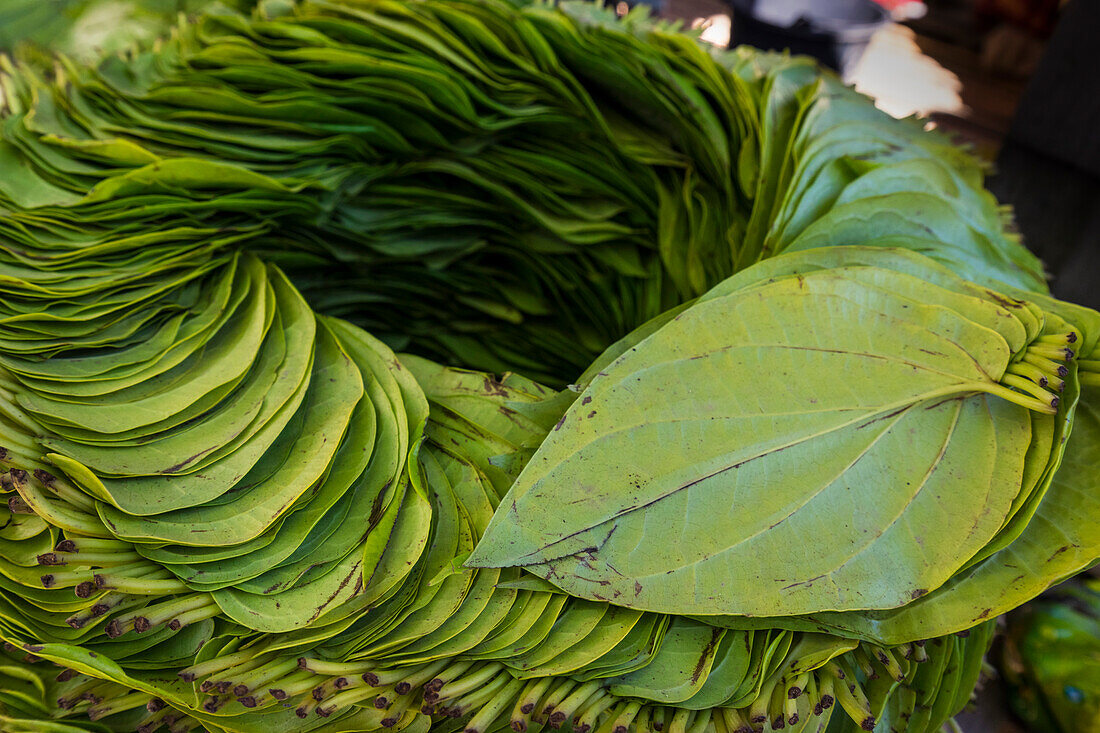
left=447, top=672, right=512, bottom=719
left=167, top=600, right=221, bottom=631
left=1026, top=343, right=1075, bottom=361
left=8, top=468, right=112, bottom=537
left=1037, top=331, right=1078, bottom=345
left=134, top=593, right=214, bottom=632
left=205, top=653, right=275, bottom=694
left=466, top=677, right=527, bottom=733
left=87, top=690, right=153, bottom=720
left=612, top=701, right=644, bottom=733
left=55, top=537, right=132, bottom=553
left=828, top=660, right=875, bottom=731
left=1005, top=360, right=1051, bottom=387
left=667, top=706, right=692, bottom=733
left=396, top=660, right=453, bottom=693
left=314, top=684, right=377, bottom=718
left=40, top=568, right=93, bottom=589
left=978, top=380, right=1057, bottom=414
left=574, top=689, right=617, bottom=733
left=434, top=662, right=506, bottom=704
left=423, top=660, right=475, bottom=695
left=1022, top=352, right=1069, bottom=378
left=1000, top=374, right=1056, bottom=404
left=38, top=550, right=142, bottom=566
left=232, top=656, right=300, bottom=697
left=537, top=678, right=579, bottom=724
left=719, top=706, right=753, bottom=733
left=510, top=675, right=554, bottom=730
left=168, top=714, right=201, bottom=733
left=267, top=669, right=319, bottom=700
left=179, top=641, right=269, bottom=682
left=297, top=657, right=376, bottom=677
left=93, top=574, right=189, bottom=595
left=32, top=469, right=97, bottom=513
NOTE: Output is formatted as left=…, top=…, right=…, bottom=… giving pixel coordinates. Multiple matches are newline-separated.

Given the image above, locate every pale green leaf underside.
left=756, top=380, right=1100, bottom=644
left=469, top=271, right=1033, bottom=616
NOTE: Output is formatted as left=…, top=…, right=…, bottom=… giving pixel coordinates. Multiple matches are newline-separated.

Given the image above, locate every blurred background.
left=678, top=0, right=1053, bottom=153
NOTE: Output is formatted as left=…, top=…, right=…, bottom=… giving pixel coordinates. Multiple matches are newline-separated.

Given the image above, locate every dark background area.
left=988, top=0, right=1100, bottom=312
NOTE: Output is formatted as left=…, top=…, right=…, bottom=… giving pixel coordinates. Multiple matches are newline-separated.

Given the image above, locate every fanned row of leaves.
left=0, top=1, right=1096, bottom=733
left=0, top=0, right=1045, bottom=386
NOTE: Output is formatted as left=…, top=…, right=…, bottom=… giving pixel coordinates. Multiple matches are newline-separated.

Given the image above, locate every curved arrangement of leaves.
left=0, top=2, right=1097, bottom=733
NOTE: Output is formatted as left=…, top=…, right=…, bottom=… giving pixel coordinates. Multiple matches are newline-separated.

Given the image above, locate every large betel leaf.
left=466, top=265, right=1059, bottom=617
left=716, top=378, right=1099, bottom=645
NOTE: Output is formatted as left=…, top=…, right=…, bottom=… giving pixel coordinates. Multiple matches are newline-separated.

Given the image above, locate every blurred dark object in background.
left=906, top=0, right=1059, bottom=77
left=975, top=0, right=1061, bottom=36
left=1000, top=576, right=1100, bottom=733
left=988, top=0, right=1100, bottom=310
left=975, top=0, right=1063, bottom=76
left=623, top=0, right=669, bottom=14
left=726, top=0, right=889, bottom=79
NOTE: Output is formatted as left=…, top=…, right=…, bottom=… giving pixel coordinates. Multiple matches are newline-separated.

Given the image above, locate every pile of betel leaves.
left=0, top=1, right=1096, bottom=732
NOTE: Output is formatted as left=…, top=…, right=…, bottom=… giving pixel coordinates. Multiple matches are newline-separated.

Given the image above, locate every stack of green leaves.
left=0, top=0, right=1046, bottom=385
left=0, top=2, right=1097, bottom=733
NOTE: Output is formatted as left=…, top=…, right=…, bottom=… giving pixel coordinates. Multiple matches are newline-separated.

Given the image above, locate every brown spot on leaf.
left=162, top=450, right=211, bottom=475
left=691, top=628, right=723, bottom=683
left=983, top=290, right=1023, bottom=309
left=483, top=376, right=508, bottom=397
left=367, top=482, right=391, bottom=526
left=782, top=574, right=825, bottom=591
left=307, top=561, right=361, bottom=623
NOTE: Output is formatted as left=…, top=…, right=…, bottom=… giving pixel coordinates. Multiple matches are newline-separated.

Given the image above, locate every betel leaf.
left=606, top=616, right=725, bottom=704
left=763, top=379, right=1100, bottom=644
left=467, top=263, right=1056, bottom=616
